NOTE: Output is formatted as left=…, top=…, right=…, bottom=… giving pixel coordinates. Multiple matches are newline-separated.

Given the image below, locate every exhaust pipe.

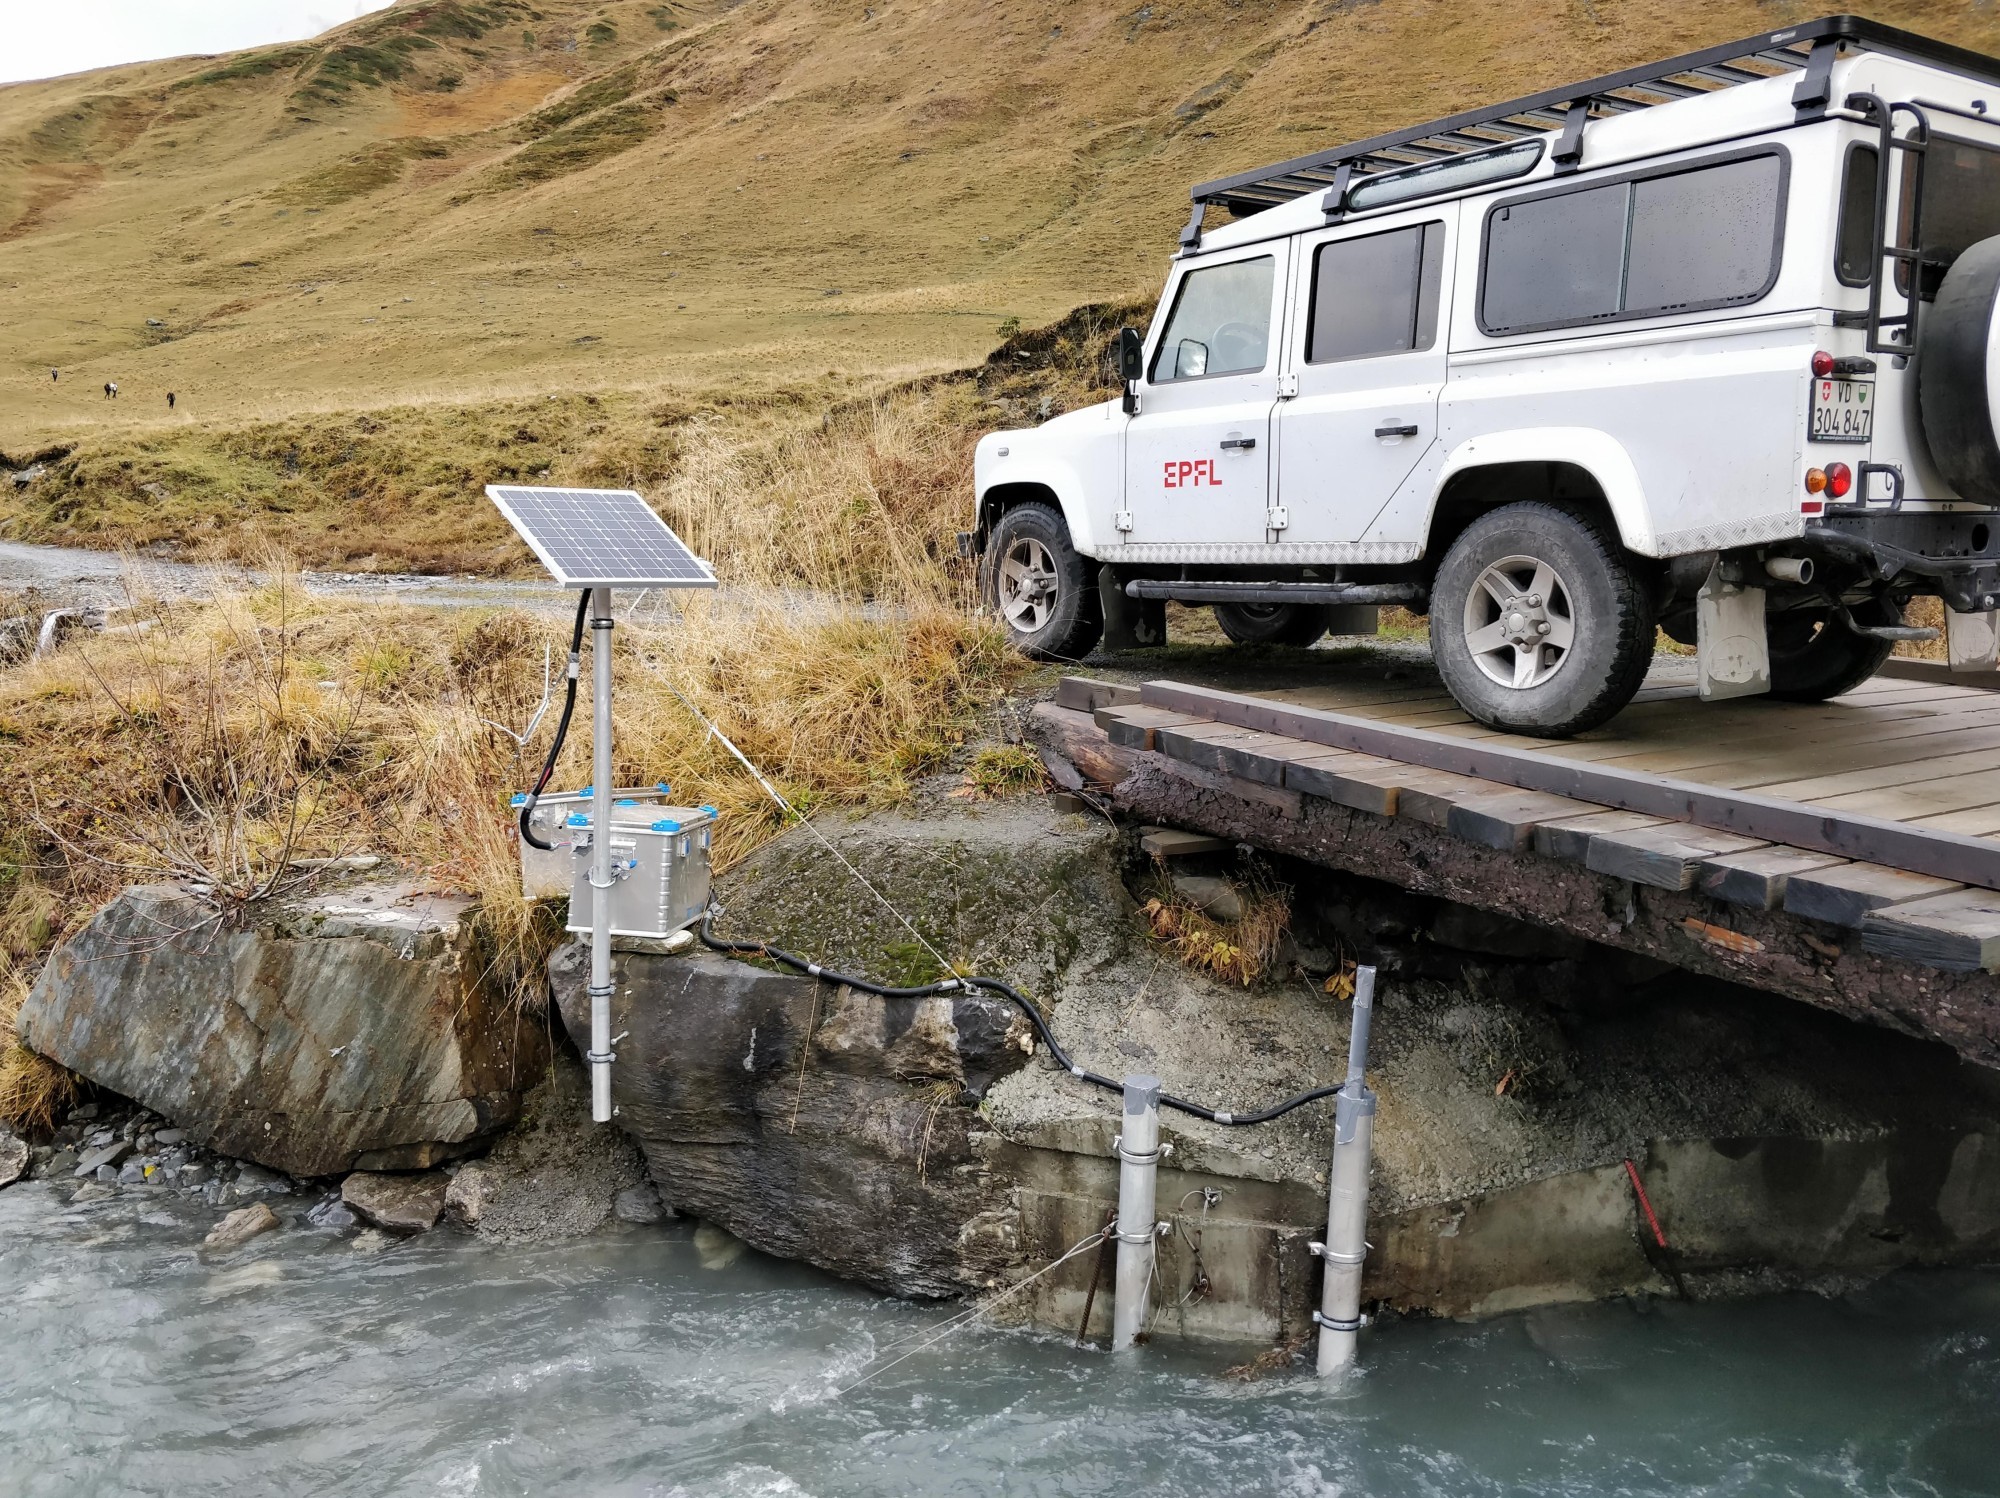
left=1764, top=557, right=1813, bottom=585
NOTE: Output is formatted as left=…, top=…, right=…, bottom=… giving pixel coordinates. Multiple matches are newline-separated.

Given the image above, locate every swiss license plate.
left=1811, top=376, right=1874, bottom=444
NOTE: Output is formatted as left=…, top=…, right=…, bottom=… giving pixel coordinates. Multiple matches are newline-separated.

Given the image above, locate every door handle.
left=1374, top=423, right=1420, bottom=439
left=1219, top=437, right=1257, bottom=450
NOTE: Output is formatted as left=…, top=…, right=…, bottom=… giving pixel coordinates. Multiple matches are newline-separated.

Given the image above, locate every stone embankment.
left=555, top=793, right=2000, bottom=1340
left=12, top=780, right=2000, bottom=1340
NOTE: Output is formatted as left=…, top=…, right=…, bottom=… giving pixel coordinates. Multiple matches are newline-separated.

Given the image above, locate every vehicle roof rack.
left=1180, top=14, right=2000, bottom=251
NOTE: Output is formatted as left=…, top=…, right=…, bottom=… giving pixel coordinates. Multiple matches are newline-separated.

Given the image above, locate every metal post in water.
left=1315, top=964, right=1378, bottom=1377
left=1111, top=1074, right=1162, bottom=1351
left=587, top=586, right=616, bottom=1124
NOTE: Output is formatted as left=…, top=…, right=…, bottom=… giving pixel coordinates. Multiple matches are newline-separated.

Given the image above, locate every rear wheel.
left=982, top=503, right=1102, bottom=661
left=1212, top=602, right=1330, bottom=647
left=1767, top=601, right=1896, bottom=702
left=1431, top=502, right=1655, bottom=737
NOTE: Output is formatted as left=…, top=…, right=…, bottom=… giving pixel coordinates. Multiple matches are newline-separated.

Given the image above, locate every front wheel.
left=1430, top=502, right=1655, bottom=737
left=1212, top=602, right=1329, bottom=647
left=982, top=503, right=1103, bottom=661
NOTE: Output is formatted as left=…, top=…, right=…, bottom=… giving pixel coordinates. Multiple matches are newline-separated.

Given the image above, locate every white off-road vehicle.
left=967, top=16, right=2000, bottom=736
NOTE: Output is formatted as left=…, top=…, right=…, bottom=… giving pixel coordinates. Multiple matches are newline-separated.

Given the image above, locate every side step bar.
left=1124, top=580, right=1426, bottom=608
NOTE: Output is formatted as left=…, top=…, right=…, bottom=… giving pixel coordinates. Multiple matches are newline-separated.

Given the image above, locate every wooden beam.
left=1056, top=676, right=1142, bottom=713
left=1698, top=847, right=1849, bottom=910
left=1138, top=680, right=2000, bottom=891
left=1585, top=825, right=1768, bottom=891
left=1532, top=809, right=1669, bottom=863
left=1783, top=862, right=1964, bottom=928
left=1861, top=888, right=2000, bottom=971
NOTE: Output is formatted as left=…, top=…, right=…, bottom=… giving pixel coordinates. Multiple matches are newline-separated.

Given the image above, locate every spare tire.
left=1919, top=235, right=2000, bottom=504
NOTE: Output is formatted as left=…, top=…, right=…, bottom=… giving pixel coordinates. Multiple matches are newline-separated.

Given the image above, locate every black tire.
left=1430, top=502, right=1655, bottom=737
left=982, top=503, right=1102, bottom=661
left=1212, top=602, right=1330, bottom=647
left=1919, top=235, right=2000, bottom=505
left=1767, top=601, right=1896, bottom=702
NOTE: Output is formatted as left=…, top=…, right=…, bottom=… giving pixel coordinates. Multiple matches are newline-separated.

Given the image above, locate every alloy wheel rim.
left=998, top=537, right=1060, bottom=634
left=1462, top=554, right=1575, bottom=690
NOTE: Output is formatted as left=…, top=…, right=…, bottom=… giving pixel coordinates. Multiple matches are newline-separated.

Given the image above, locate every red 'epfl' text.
left=1163, top=459, right=1219, bottom=489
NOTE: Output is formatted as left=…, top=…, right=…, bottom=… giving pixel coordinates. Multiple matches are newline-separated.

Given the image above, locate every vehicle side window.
left=1836, top=143, right=1878, bottom=286
left=1307, top=222, right=1445, bottom=363
left=1480, top=149, right=1786, bottom=335
left=1150, top=256, right=1275, bottom=382
left=1898, top=135, right=2000, bottom=298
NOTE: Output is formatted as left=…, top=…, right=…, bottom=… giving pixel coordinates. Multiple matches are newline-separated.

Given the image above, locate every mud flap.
left=1947, top=607, right=2000, bottom=672
left=1099, top=567, right=1165, bottom=653
left=1696, top=570, right=1770, bottom=701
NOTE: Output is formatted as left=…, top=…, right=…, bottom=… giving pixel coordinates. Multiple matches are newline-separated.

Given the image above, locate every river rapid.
left=3, top=1182, right=1997, bottom=1498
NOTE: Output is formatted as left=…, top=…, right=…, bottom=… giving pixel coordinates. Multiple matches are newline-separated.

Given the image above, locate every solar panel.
left=485, top=485, right=718, bottom=589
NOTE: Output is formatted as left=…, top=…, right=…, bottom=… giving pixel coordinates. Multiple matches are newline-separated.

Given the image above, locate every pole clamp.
left=1312, top=1311, right=1361, bottom=1333
left=585, top=1049, right=617, bottom=1065
left=1115, top=1227, right=1157, bottom=1245
left=590, top=617, right=614, bottom=630
left=1112, top=1135, right=1172, bottom=1167
left=1308, top=1240, right=1369, bottom=1267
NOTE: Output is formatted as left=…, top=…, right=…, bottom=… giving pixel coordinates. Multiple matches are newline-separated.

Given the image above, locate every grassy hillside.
left=3, top=0, right=1999, bottom=570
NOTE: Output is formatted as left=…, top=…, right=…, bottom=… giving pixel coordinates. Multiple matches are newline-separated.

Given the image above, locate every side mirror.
left=1116, top=326, right=1145, bottom=384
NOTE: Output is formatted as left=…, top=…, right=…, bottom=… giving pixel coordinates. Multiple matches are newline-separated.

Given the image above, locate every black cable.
left=697, top=916, right=1346, bottom=1127
left=518, top=591, right=592, bottom=853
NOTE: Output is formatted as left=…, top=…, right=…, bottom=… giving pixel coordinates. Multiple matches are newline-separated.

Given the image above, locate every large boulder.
left=18, top=881, right=547, bottom=1177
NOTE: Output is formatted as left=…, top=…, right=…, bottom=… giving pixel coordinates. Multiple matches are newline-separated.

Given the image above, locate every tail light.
left=1826, top=461, right=1853, bottom=499
left=1812, top=350, right=1835, bottom=377
left=1804, top=468, right=1828, bottom=494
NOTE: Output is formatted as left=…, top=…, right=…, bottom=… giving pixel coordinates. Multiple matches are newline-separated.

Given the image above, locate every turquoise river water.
left=3, top=1182, right=1997, bottom=1497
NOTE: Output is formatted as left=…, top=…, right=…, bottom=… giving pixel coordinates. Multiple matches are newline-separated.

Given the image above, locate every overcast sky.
left=1, top=1, right=398, bottom=86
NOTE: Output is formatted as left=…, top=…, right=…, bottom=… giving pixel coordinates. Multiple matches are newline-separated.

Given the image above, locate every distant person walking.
left=167, top=392, right=175, bottom=410
left=50, top=368, right=57, bottom=383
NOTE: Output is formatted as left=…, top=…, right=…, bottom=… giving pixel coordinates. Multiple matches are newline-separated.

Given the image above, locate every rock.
left=18, top=882, right=548, bottom=1176
left=1169, top=872, right=1244, bottom=923
left=0, top=1130, right=27, bottom=1187
left=154, top=1129, right=185, bottom=1146
left=179, top=1161, right=210, bottom=1186
left=203, top=1202, right=281, bottom=1252
left=341, top=1171, right=448, bottom=1233
left=72, top=1104, right=99, bottom=1121
left=306, top=1196, right=357, bottom=1229
left=233, top=1164, right=288, bottom=1195
left=693, top=1222, right=746, bottom=1269
left=437, top=1053, right=646, bottom=1242
left=352, top=1140, right=473, bottom=1172
left=71, top=1181, right=116, bottom=1203
left=46, top=1149, right=77, bottom=1177
left=614, top=1184, right=668, bottom=1224
left=116, top=1161, right=146, bottom=1184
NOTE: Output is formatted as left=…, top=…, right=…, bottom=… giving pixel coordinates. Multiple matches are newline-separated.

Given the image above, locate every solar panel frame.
left=486, top=485, right=719, bottom=589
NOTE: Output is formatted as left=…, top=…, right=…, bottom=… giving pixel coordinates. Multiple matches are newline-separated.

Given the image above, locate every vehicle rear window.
left=1480, top=149, right=1786, bottom=335
left=1306, top=222, right=1444, bottom=363
left=1836, top=143, right=1878, bottom=286
left=1900, top=136, right=2000, bottom=296
left=1150, top=256, right=1275, bottom=382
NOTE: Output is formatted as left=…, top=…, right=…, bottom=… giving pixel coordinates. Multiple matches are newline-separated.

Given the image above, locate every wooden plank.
left=1860, top=887, right=2000, bottom=971
left=1139, top=827, right=1230, bottom=859
left=1447, top=789, right=1602, bottom=853
left=1783, top=862, right=1965, bottom=928
left=1277, top=749, right=1409, bottom=816
left=1395, top=768, right=1525, bottom=829
left=1056, top=676, right=1140, bottom=714
left=1027, top=703, right=1137, bottom=790
left=1139, top=680, right=2000, bottom=890
left=1697, top=847, right=1849, bottom=910
left=1096, top=706, right=1205, bottom=751
left=1585, top=825, right=1768, bottom=891
left=1533, top=809, right=1670, bottom=864
left=1152, top=722, right=1295, bottom=787
left=1877, top=658, right=2000, bottom=690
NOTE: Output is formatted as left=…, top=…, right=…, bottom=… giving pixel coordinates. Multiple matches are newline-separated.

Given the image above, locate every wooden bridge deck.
left=1044, top=661, right=2000, bottom=984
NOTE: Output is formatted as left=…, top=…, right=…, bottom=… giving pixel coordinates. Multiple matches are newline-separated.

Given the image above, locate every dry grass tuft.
left=0, top=958, right=79, bottom=1133
left=1139, top=878, right=1291, bottom=987
left=960, top=744, right=1047, bottom=799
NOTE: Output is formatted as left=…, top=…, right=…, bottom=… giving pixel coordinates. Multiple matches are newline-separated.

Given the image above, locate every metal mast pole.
left=1111, top=1074, right=1162, bottom=1350
left=587, top=586, right=615, bottom=1123
left=1315, top=964, right=1377, bottom=1376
